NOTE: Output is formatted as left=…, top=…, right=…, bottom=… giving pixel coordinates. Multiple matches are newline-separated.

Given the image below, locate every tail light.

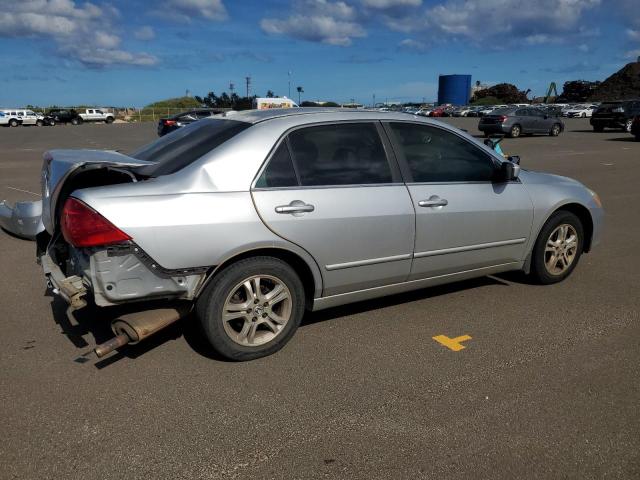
left=498, top=115, right=508, bottom=122
left=61, top=198, right=131, bottom=248
left=163, top=119, right=177, bottom=126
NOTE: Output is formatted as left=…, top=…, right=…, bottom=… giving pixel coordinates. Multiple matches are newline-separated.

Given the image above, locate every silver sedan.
left=35, top=108, right=603, bottom=360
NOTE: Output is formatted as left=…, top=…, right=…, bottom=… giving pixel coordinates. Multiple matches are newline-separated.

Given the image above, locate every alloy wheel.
left=221, top=275, right=292, bottom=347
left=544, top=224, right=579, bottom=275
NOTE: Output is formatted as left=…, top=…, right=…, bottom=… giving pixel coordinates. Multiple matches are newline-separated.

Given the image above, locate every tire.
left=71, top=118, right=79, bottom=125
left=593, top=125, right=604, bottom=132
left=105, top=116, right=114, bottom=124
left=9, top=119, right=19, bottom=127
left=196, top=256, right=306, bottom=361
left=635, top=135, right=640, bottom=142
left=624, top=119, right=632, bottom=133
left=549, top=123, right=561, bottom=136
left=483, top=131, right=490, bottom=138
left=48, top=119, right=56, bottom=126
left=530, top=211, right=584, bottom=285
left=581, top=113, right=586, bottom=118
left=36, top=120, right=43, bottom=127
left=509, top=124, right=521, bottom=138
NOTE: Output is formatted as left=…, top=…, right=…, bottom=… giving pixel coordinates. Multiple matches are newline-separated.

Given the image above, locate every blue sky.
left=1, top=0, right=639, bottom=107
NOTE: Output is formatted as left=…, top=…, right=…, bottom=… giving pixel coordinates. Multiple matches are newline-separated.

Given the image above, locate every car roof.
left=222, top=107, right=458, bottom=125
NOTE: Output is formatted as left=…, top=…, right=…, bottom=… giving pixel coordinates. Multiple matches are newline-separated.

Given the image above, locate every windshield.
left=132, top=118, right=251, bottom=177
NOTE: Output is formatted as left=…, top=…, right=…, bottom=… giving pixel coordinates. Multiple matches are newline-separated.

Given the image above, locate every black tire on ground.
left=196, top=256, right=306, bottom=361
left=71, top=118, right=79, bottom=125
left=593, top=125, right=604, bottom=132
left=36, top=120, right=43, bottom=127
left=48, top=119, right=56, bottom=126
left=529, top=210, right=584, bottom=285
left=635, top=135, right=640, bottom=142
left=509, top=124, right=521, bottom=138
left=549, top=123, right=561, bottom=136
left=9, top=119, right=19, bottom=127
left=105, top=117, right=114, bottom=124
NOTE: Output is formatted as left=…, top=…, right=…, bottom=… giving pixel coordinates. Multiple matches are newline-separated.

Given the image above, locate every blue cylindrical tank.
left=438, top=74, right=471, bottom=105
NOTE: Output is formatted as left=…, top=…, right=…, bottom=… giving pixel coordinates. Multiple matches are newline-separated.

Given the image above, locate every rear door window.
left=132, top=119, right=251, bottom=176
left=286, top=123, right=393, bottom=186
left=255, top=142, right=298, bottom=188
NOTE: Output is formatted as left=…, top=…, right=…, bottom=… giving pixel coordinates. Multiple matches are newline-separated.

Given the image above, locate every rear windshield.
left=132, top=119, right=250, bottom=176
left=491, top=108, right=515, bottom=115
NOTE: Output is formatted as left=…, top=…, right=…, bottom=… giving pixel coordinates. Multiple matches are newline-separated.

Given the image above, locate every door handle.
left=275, top=201, right=315, bottom=214
left=418, top=196, right=448, bottom=207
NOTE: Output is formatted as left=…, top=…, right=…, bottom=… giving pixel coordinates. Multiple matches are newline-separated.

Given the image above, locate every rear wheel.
left=549, top=123, right=561, bottom=136
left=36, top=120, right=43, bottom=126
left=530, top=211, right=584, bottom=285
left=509, top=124, right=521, bottom=138
left=71, top=118, right=79, bottom=125
left=196, top=256, right=305, bottom=361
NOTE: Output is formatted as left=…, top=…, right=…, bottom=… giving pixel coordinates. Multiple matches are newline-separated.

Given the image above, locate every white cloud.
left=0, top=0, right=157, bottom=67
left=384, top=0, right=601, bottom=45
left=261, top=1, right=365, bottom=46
left=397, top=38, right=428, bottom=51
left=134, top=26, right=156, bottom=41
left=158, top=0, right=228, bottom=22
left=627, top=29, right=640, bottom=41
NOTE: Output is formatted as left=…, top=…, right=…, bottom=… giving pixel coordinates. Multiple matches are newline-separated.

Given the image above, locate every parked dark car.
left=478, top=107, right=564, bottom=138
left=46, top=109, right=83, bottom=126
left=590, top=100, right=640, bottom=132
left=631, top=114, right=640, bottom=141
left=157, top=108, right=229, bottom=136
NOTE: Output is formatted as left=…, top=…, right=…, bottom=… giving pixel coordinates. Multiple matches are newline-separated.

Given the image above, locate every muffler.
left=94, top=305, right=190, bottom=358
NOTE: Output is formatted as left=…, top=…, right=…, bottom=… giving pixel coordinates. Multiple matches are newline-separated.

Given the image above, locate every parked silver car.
left=479, top=107, right=564, bottom=138
left=34, top=108, right=603, bottom=360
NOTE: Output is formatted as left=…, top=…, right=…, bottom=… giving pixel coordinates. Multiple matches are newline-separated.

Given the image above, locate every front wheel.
left=196, top=256, right=305, bottom=361
left=36, top=120, right=43, bottom=127
left=71, top=118, right=79, bottom=125
left=549, top=123, right=561, bottom=136
left=105, top=116, right=114, bottom=124
left=624, top=119, right=632, bottom=133
left=509, top=124, right=521, bottom=138
left=9, top=119, right=19, bottom=127
left=530, top=211, right=584, bottom=284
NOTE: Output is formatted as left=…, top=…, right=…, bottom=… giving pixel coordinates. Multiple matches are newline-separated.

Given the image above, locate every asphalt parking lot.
left=1, top=119, right=638, bottom=479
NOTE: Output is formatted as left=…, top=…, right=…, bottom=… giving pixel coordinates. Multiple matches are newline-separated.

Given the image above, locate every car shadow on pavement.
left=300, top=275, right=510, bottom=328
left=49, top=274, right=523, bottom=365
left=605, top=137, right=637, bottom=142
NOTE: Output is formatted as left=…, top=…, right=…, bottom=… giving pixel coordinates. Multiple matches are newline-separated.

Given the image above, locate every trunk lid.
left=41, top=149, right=153, bottom=233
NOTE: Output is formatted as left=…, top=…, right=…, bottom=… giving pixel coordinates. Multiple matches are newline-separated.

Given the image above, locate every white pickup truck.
left=78, top=109, right=115, bottom=123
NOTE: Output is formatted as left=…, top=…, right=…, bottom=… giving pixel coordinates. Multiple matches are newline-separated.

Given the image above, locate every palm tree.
left=296, top=86, right=304, bottom=105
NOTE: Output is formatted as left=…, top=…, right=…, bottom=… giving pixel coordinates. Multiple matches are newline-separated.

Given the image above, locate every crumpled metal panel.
left=0, top=200, right=44, bottom=240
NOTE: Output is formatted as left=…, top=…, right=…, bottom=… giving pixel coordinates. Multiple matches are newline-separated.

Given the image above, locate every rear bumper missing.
left=40, top=243, right=206, bottom=309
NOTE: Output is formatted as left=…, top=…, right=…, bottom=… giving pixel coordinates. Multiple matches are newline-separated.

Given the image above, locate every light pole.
left=288, top=71, right=292, bottom=98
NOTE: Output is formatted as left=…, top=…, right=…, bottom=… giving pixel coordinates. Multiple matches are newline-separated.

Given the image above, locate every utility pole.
left=288, top=71, right=292, bottom=98
left=229, top=82, right=235, bottom=95
left=372, top=93, right=376, bottom=108
left=245, top=76, right=251, bottom=98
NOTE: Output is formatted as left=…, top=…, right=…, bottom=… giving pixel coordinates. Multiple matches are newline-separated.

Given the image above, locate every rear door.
left=251, top=122, right=415, bottom=297
left=384, top=121, right=533, bottom=280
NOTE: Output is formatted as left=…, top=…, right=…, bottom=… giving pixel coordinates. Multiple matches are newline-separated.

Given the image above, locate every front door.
left=384, top=121, right=533, bottom=280
left=252, top=122, right=415, bottom=297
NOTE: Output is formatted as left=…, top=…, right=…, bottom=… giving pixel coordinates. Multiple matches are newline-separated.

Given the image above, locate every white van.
left=252, top=97, right=299, bottom=110
left=1, top=109, right=45, bottom=127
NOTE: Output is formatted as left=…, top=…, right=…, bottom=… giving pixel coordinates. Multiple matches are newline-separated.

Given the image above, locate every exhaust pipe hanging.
left=94, top=306, right=190, bottom=358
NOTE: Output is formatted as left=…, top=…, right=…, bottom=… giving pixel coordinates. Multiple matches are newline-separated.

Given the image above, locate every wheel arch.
left=523, top=202, right=594, bottom=274
left=197, top=247, right=322, bottom=310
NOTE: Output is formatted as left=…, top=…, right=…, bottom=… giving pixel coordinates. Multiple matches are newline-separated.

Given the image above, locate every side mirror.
left=500, top=161, right=520, bottom=181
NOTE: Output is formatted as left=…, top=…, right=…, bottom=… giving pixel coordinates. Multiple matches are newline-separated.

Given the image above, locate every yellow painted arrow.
left=433, top=334, right=472, bottom=351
